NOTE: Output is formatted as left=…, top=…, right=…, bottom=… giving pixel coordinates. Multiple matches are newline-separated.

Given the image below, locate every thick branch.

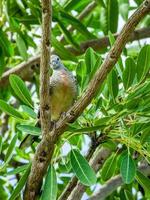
left=70, top=27, right=150, bottom=55
left=39, top=0, right=51, bottom=134
left=87, top=165, right=150, bottom=200
left=24, top=1, right=150, bottom=199
left=24, top=0, right=52, bottom=199
left=0, top=27, right=149, bottom=88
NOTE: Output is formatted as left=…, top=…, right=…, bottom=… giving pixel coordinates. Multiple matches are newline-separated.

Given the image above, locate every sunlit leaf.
left=137, top=45, right=150, bottom=82
left=17, top=124, right=41, bottom=136
left=0, top=100, right=23, bottom=119
left=9, top=74, right=33, bottom=108
left=70, top=149, right=97, bottom=186
left=120, top=153, right=136, bottom=184
left=9, top=164, right=31, bottom=200
left=41, top=165, right=57, bottom=200
left=101, top=153, right=117, bottom=181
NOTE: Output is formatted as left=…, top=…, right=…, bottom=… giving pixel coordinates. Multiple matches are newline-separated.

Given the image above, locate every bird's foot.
left=50, top=121, right=56, bottom=130
left=60, top=112, right=67, bottom=120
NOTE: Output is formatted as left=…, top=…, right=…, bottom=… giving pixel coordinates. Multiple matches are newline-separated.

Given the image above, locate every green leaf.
left=85, top=47, right=97, bottom=74
left=119, top=0, right=129, bottom=21
left=0, top=134, right=18, bottom=170
left=9, top=164, right=31, bottom=200
left=67, top=125, right=105, bottom=133
left=127, top=81, right=150, bottom=100
left=0, top=52, right=5, bottom=77
left=41, top=165, right=58, bottom=200
left=101, top=153, right=117, bottom=181
left=0, top=28, right=14, bottom=57
left=16, top=34, right=28, bottom=60
left=63, top=0, right=90, bottom=11
left=108, top=31, right=123, bottom=78
left=21, top=105, right=37, bottom=119
left=123, top=57, right=136, bottom=90
left=70, top=149, right=97, bottom=186
left=7, top=164, right=29, bottom=175
left=0, top=135, right=2, bottom=155
left=120, top=153, right=136, bottom=184
left=76, top=60, right=87, bottom=91
left=89, top=56, right=102, bottom=80
left=9, top=74, right=33, bottom=107
left=96, top=0, right=106, bottom=7
left=107, top=0, right=119, bottom=33
left=52, top=34, right=77, bottom=62
left=137, top=45, right=150, bottom=82
left=107, top=69, right=118, bottom=101
left=17, top=125, right=41, bottom=136
left=15, top=0, right=25, bottom=12
left=136, top=170, right=150, bottom=193
left=0, top=100, right=23, bottom=119
left=124, top=190, right=134, bottom=200
left=59, top=11, right=96, bottom=40
left=57, top=18, right=79, bottom=48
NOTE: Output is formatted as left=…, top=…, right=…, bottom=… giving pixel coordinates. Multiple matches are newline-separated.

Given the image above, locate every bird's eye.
left=57, top=57, right=59, bottom=61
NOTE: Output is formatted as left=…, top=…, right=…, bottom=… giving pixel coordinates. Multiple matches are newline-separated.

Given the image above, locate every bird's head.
left=51, top=55, right=62, bottom=69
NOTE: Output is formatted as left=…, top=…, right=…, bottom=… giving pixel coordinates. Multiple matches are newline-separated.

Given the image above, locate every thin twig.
left=24, top=1, right=150, bottom=199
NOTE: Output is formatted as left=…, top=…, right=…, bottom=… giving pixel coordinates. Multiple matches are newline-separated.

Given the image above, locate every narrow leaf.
left=137, top=45, right=150, bottom=82
left=0, top=135, right=2, bottom=155
left=123, top=57, right=136, bottom=90
left=7, top=164, right=29, bottom=175
left=21, top=105, right=37, bottom=119
left=70, top=149, right=97, bottom=186
left=9, top=164, right=31, bottom=200
left=136, top=170, right=150, bottom=193
left=17, top=125, right=41, bottom=136
left=41, top=165, right=57, bottom=200
left=107, top=0, right=119, bottom=33
left=101, top=153, right=117, bottom=181
left=16, top=34, right=28, bottom=60
left=0, top=100, right=23, bottom=119
left=120, top=153, right=136, bottom=184
left=0, top=29, right=14, bottom=56
left=85, top=48, right=97, bottom=74
left=59, top=11, right=96, bottom=39
left=52, top=34, right=77, bottom=62
left=0, top=134, right=18, bottom=170
left=107, top=69, right=118, bottom=101
left=57, top=18, right=79, bottom=48
left=9, top=74, right=33, bottom=107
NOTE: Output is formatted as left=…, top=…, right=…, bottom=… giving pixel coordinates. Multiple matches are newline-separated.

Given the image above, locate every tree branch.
left=87, top=164, right=150, bottom=200
left=24, top=1, right=150, bottom=199
left=24, top=0, right=52, bottom=199
left=0, top=27, right=149, bottom=88
left=69, top=27, right=150, bottom=55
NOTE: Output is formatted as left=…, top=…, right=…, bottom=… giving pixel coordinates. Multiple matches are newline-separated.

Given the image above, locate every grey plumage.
left=50, top=55, right=77, bottom=121
left=20, top=55, right=77, bottom=148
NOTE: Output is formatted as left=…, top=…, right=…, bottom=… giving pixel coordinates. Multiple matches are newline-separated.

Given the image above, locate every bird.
left=50, top=54, right=77, bottom=121
left=20, top=55, right=77, bottom=148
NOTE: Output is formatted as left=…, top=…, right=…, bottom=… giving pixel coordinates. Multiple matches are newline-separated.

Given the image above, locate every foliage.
left=0, top=0, right=150, bottom=199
